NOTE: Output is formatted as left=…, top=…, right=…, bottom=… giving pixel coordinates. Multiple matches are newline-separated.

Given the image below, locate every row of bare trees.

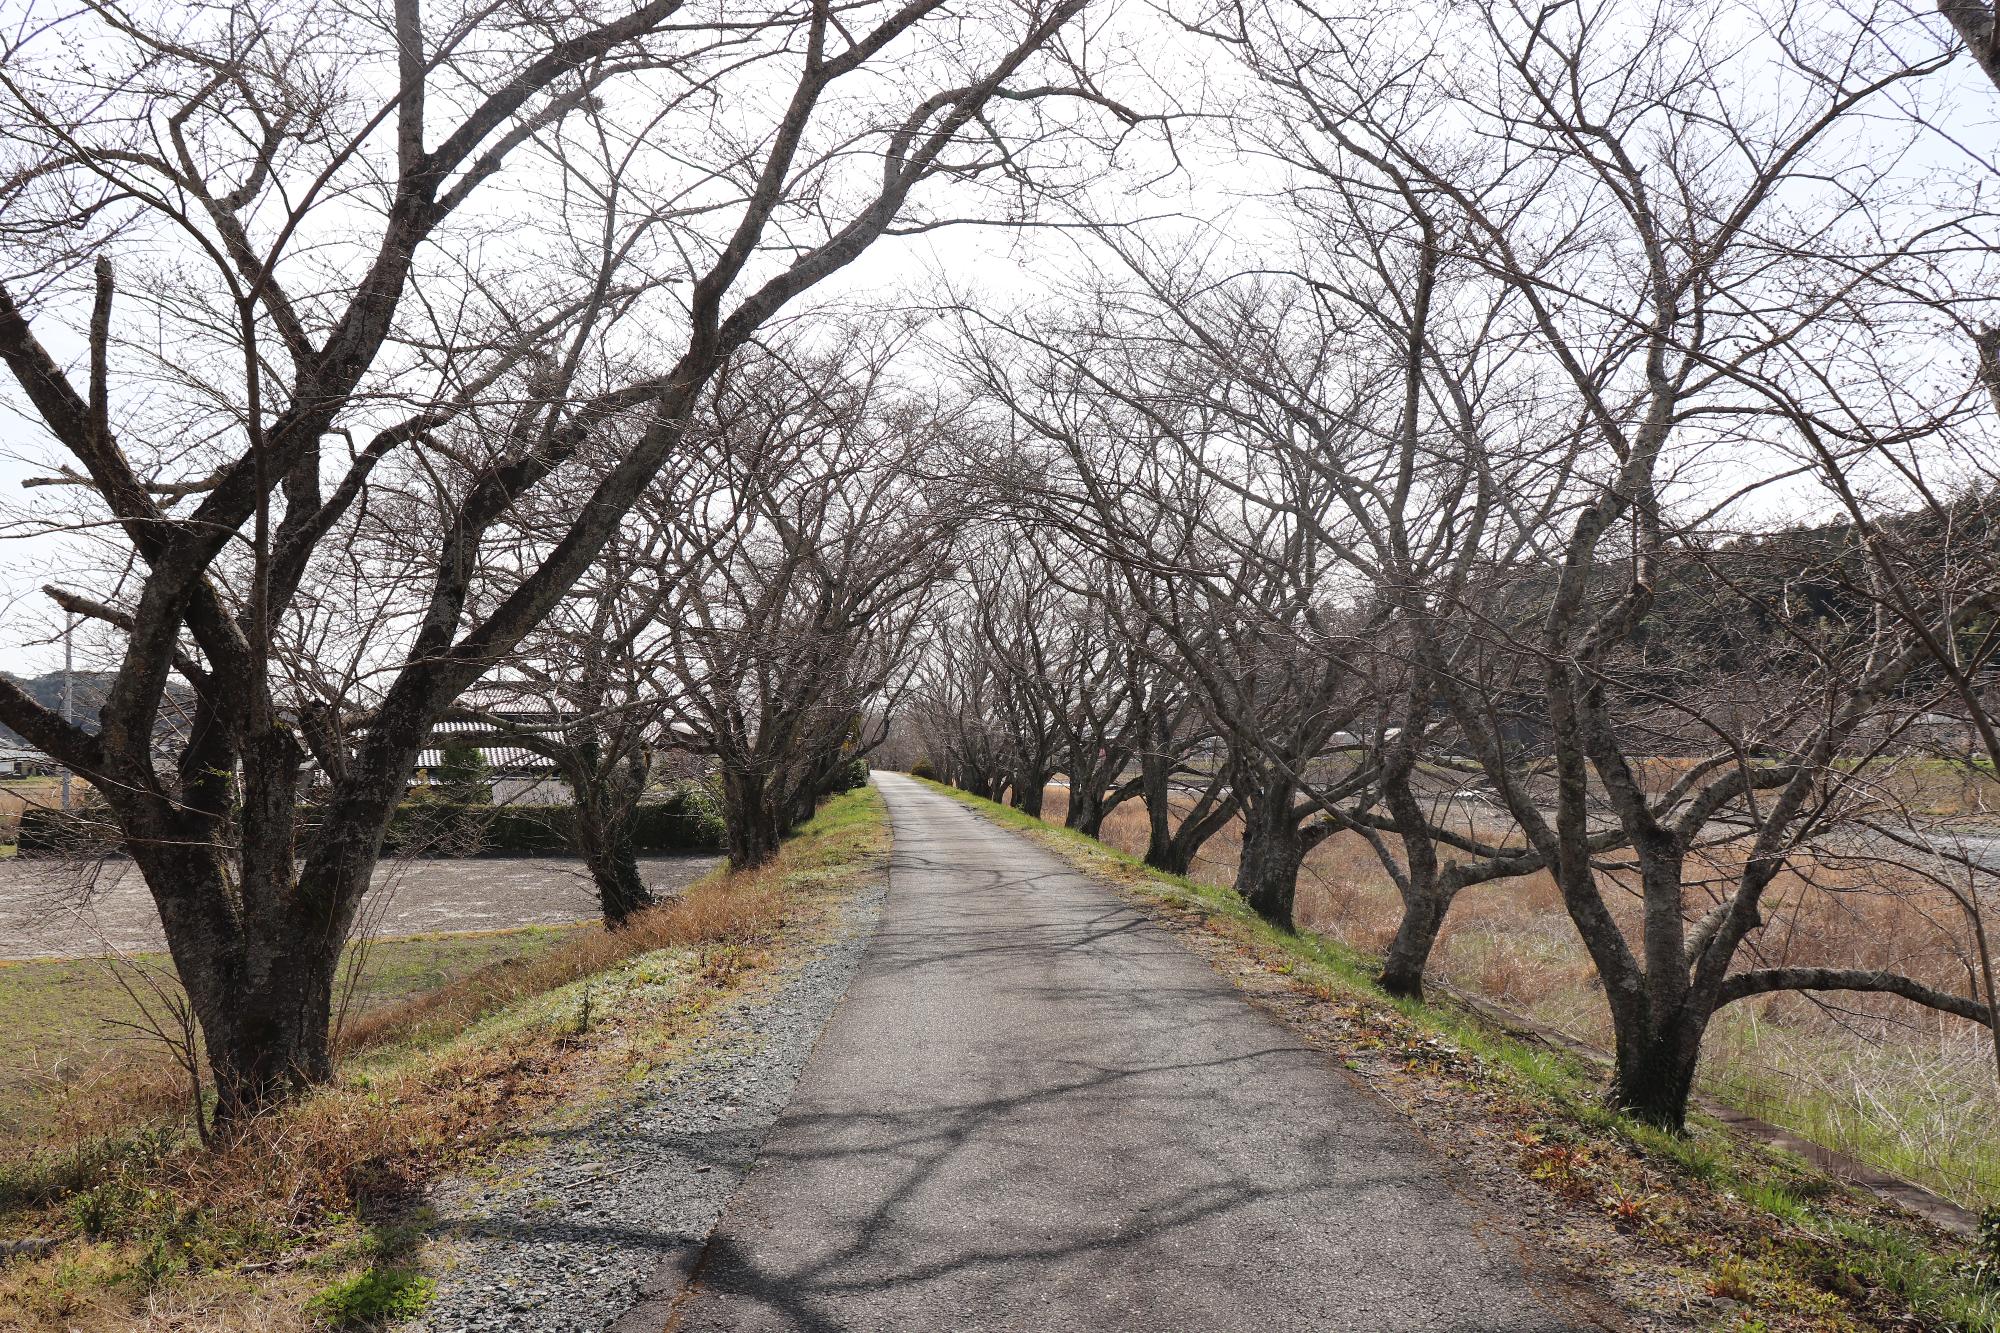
left=3, top=0, right=1997, bottom=1144
left=450, top=331, right=953, bottom=922
left=900, top=0, right=2000, bottom=1131
left=0, top=0, right=1143, bottom=1126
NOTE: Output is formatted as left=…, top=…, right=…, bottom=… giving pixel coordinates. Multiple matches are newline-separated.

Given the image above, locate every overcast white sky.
left=1, top=0, right=1994, bottom=686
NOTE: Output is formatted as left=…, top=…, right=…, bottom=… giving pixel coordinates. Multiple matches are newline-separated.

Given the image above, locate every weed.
left=1964, top=1207, right=2000, bottom=1291
left=1603, top=1184, right=1655, bottom=1229
left=1708, top=1255, right=1757, bottom=1302
left=305, top=1266, right=436, bottom=1326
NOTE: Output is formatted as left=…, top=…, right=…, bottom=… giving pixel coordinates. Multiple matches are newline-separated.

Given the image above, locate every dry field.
left=1040, top=783, right=2000, bottom=1209
left=0, top=778, right=64, bottom=846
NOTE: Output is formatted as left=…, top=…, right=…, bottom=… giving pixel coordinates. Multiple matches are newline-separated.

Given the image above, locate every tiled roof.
left=413, top=746, right=561, bottom=775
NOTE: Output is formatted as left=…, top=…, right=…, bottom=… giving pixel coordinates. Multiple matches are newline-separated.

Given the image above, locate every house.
left=415, top=684, right=577, bottom=806
left=0, top=745, right=57, bottom=778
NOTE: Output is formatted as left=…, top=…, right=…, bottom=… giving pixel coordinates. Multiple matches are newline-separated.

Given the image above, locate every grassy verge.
left=1, top=929, right=580, bottom=1144
left=921, top=778, right=2000, bottom=1333
left=0, top=786, right=888, bottom=1332
left=1040, top=780, right=2000, bottom=1212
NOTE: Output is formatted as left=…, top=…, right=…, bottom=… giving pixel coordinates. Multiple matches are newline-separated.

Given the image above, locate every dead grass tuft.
left=336, top=873, right=784, bottom=1055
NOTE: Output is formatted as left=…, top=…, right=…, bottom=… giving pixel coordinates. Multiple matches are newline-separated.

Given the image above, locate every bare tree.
left=1268, top=0, right=1993, bottom=1125
left=967, top=289, right=1388, bottom=929
left=451, top=557, right=695, bottom=930
left=638, top=340, right=965, bottom=867
left=906, top=609, right=1017, bottom=799
left=0, top=0, right=1132, bottom=1123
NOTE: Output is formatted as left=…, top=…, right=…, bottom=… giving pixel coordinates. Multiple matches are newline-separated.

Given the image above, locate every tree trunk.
left=1606, top=1010, right=1705, bottom=1131
left=1013, top=771, right=1045, bottom=817
left=201, top=939, right=340, bottom=1126
left=590, top=844, right=656, bottom=928
left=577, top=808, right=656, bottom=928
left=722, top=770, right=784, bottom=869
left=133, top=837, right=346, bottom=1130
left=1065, top=781, right=1106, bottom=838
left=1378, top=757, right=1448, bottom=1000
left=1379, top=886, right=1450, bottom=999
left=1233, top=793, right=1302, bottom=929
left=1140, top=751, right=1177, bottom=869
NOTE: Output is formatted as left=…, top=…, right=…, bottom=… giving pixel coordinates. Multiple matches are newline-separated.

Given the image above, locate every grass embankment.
left=922, top=778, right=2000, bottom=1333
left=1051, top=782, right=2000, bottom=1212
left=1, top=929, right=580, bottom=1145
left=0, top=786, right=888, bottom=1331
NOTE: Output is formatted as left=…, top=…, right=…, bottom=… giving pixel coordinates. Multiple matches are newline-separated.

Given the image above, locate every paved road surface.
left=669, top=773, right=1593, bottom=1331
left=0, top=853, right=720, bottom=959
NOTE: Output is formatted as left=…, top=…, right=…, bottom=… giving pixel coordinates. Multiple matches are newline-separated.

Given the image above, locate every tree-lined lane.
left=669, top=774, right=1594, bottom=1331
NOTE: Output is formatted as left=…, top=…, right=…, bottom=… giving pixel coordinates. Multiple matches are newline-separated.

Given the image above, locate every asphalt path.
left=668, top=773, right=1594, bottom=1331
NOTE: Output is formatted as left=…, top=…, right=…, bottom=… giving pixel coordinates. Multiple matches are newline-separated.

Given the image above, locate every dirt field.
left=0, top=853, right=721, bottom=960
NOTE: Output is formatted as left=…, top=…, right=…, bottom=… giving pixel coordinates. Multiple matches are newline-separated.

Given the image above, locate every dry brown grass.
left=2, top=884, right=787, bottom=1185
left=0, top=787, right=887, bottom=1331
left=335, top=873, right=784, bottom=1056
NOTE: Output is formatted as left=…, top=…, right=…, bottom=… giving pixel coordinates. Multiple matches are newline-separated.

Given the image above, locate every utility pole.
left=59, top=616, right=72, bottom=812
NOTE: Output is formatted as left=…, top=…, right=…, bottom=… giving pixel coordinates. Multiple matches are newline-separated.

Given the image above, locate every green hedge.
left=16, top=806, right=117, bottom=856
left=18, top=785, right=726, bottom=858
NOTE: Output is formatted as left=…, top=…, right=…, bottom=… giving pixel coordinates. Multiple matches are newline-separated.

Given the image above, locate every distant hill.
left=0, top=671, right=112, bottom=747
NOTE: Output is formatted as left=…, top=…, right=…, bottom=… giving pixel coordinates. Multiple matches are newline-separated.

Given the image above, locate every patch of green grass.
left=305, top=1266, right=436, bottom=1326
left=920, top=776, right=2000, bottom=1331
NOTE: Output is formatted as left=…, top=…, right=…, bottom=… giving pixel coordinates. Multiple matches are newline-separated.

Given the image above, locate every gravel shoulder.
left=409, top=873, right=886, bottom=1333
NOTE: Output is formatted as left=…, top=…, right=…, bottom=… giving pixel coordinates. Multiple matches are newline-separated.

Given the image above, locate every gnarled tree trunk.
left=1379, top=887, right=1452, bottom=1000
left=721, top=769, right=785, bottom=869
left=1233, top=786, right=1304, bottom=928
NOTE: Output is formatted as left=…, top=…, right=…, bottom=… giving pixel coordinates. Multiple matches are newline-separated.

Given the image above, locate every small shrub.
left=910, top=759, right=937, bottom=781
left=1964, top=1206, right=2000, bottom=1291
left=631, top=779, right=726, bottom=851
left=306, top=1267, right=436, bottom=1327
left=833, top=755, right=870, bottom=792
left=429, top=739, right=493, bottom=806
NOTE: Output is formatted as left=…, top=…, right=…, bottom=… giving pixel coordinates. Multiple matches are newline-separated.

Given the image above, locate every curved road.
left=667, top=774, right=1595, bottom=1331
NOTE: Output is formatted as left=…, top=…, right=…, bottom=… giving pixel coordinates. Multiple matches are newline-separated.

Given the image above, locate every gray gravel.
left=409, top=875, right=886, bottom=1333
